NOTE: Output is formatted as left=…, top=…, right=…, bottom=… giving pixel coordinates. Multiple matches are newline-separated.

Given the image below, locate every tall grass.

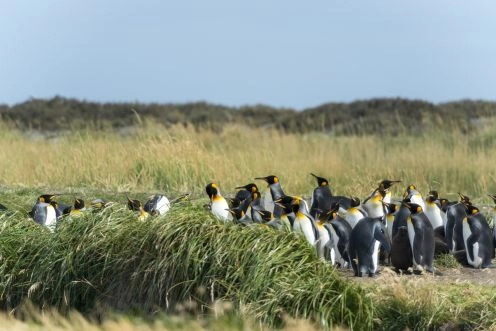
left=0, top=202, right=373, bottom=330
left=1, top=122, right=496, bottom=199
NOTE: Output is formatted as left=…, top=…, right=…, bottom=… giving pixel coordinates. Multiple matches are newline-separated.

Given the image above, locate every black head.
left=256, top=209, right=273, bottom=222
left=310, top=173, right=329, bottom=187
left=465, top=204, right=479, bottom=215
left=384, top=202, right=399, bottom=214
left=74, top=198, right=85, bottom=210
left=127, top=197, right=142, bottom=211
left=458, top=192, right=471, bottom=205
left=379, top=179, right=401, bottom=190
left=255, top=175, right=279, bottom=185
left=205, top=183, right=219, bottom=199
left=251, top=190, right=262, bottom=201
left=326, top=202, right=340, bottom=220
left=350, top=197, right=360, bottom=207
left=404, top=202, right=423, bottom=214
left=38, top=194, right=56, bottom=203
left=227, top=207, right=245, bottom=220
left=274, top=195, right=294, bottom=214
left=235, top=183, right=259, bottom=193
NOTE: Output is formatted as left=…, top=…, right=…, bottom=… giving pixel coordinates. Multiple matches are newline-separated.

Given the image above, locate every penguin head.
left=74, top=198, right=85, bottom=210
left=251, top=190, right=262, bottom=201
left=378, top=179, right=401, bottom=191
left=38, top=194, right=56, bottom=203
left=205, top=183, right=220, bottom=200
left=465, top=205, right=479, bottom=215
left=310, top=173, right=328, bottom=187
left=274, top=195, right=295, bottom=214
left=384, top=202, right=398, bottom=215
left=91, top=199, right=107, bottom=209
left=235, top=183, right=259, bottom=193
left=350, top=197, right=360, bottom=207
left=227, top=207, right=245, bottom=220
left=404, top=202, right=423, bottom=214
left=127, top=197, right=143, bottom=211
left=402, top=184, right=417, bottom=198
left=458, top=192, right=471, bottom=205
left=255, top=175, right=279, bottom=185
left=426, top=190, right=439, bottom=203
left=326, top=202, right=340, bottom=221
left=255, top=209, right=274, bottom=222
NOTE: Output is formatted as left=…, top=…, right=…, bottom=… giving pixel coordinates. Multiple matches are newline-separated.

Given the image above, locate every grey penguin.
left=326, top=203, right=353, bottom=268
left=405, top=203, right=436, bottom=274
left=445, top=193, right=470, bottom=252
left=348, top=217, right=391, bottom=277
left=255, top=175, right=286, bottom=217
left=390, top=226, right=413, bottom=273
left=309, top=173, right=333, bottom=218
left=462, top=205, right=494, bottom=268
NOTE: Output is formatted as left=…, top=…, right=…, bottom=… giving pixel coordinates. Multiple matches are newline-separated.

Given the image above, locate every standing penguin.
left=377, top=179, right=401, bottom=204
left=288, top=196, right=319, bottom=247
left=384, top=202, right=399, bottom=240
left=424, top=191, right=444, bottom=231
left=309, top=173, right=333, bottom=218
left=405, top=203, right=436, bottom=274
left=327, top=204, right=353, bottom=267
left=205, top=183, right=232, bottom=222
left=462, top=205, right=494, bottom=268
left=344, top=197, right=368, bottom=229
left=255, top=175, right=286, bottom=218
left=315, top=211, right=334, bottom=263
left=348, top=217, right=391, bottom=277
left=445, top=193, right=470, bottom=252
left=390, top=226, right=413, bottom=273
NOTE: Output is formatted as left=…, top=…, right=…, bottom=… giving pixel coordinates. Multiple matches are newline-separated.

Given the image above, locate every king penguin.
left=404, top=203, right=436, bottom=274
left=127, top=197, right=150, bottom=221
left=205, top=183, right=232, bottom=222
left=69, top=198, right=86, bottom=217
left=344, top=197, right=368, bottom=229
left=29, top=198, right=57, bottom=231
left=315, top=210, right=334, bottom=263
left=348, top=217, right=391, bottom=277
left=144, top=195, right=171, bottom=216
left=390, top=226, right=413, bottom=273
left=445, top=193, right=470, bottom=252
left=326, top=203, right=353, bottom=267
left=462, top=205, right=494, bottom=268
left=288, top=196, right=319, bottom=247
left=255, top=175, right=286, bottom=217
left=424, top=191, right=444, bottom=232
left=309, top=173, right=333, bottom=218
left=377, top=179, right=401, bottom=204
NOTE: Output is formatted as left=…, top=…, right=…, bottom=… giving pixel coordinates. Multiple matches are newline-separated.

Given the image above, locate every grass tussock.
left=0, top=202, right=372, bottom=330
left=1, top=123, right=496, bottom=199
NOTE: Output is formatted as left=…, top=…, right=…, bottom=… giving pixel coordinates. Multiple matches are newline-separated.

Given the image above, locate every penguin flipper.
left=412, top=231, right=424, bottom=265
left=466, top=234, right=478, bottom=263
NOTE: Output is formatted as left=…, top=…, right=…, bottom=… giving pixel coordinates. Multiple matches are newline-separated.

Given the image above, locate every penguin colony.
left=206, top=175, right=496, bottom=277
left=2, top=176, right=494, bottom=277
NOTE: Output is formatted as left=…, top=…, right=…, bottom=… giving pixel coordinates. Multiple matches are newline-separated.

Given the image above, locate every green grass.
left=0, top=194, right=373, bottom=330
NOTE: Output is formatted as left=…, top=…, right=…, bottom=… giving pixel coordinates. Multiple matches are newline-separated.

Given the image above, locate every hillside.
left=1, top=97, right=496, bottom=134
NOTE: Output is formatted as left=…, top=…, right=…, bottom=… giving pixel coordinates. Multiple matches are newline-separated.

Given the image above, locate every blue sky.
left=1, top=0, right=495, bottom=109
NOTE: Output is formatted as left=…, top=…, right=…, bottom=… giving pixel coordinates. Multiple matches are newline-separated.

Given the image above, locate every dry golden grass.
left=1, top=122, right=496, bottom=200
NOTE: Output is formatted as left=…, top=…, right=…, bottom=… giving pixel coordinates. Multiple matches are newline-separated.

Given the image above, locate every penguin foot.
left=368, top=272, right=375, bottom=278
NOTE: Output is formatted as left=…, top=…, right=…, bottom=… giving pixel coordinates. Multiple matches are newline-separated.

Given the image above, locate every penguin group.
left=0, top=191, right=189, bottom=232
left=206, top=175, right=496, bottom=277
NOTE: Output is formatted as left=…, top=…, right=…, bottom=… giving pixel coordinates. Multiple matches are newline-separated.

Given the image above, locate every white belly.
left=345, top=209, right=363, bottom=228
left=463, top=220, right=482, bottom=268
left=45, top=205, right=57, bottom=232
left=410, top=195, right=425, bottom=209
left=155, top=196, right=170, bottom=215
left=406, top=220, right=421, bottom=269
left=317, top=225, right=330, bottom=260
left=372, top=240, right=380, bottom=273
left=211, top=198, right=232, bottom=222
left=365, top=202, right=384, bottom=218
left=296, top=217, right=316, bottom=246
left=424, top=204, right=444, bottom=229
